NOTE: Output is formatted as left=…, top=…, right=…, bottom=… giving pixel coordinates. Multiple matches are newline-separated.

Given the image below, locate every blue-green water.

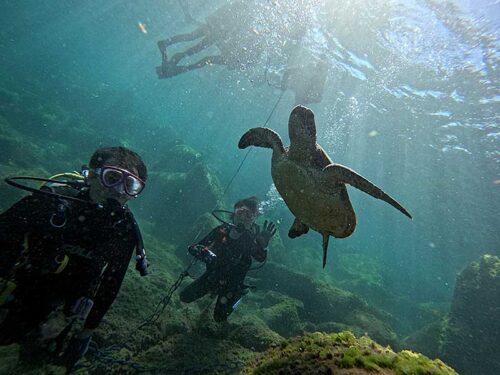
left=0, top=0, right=499, bottom=374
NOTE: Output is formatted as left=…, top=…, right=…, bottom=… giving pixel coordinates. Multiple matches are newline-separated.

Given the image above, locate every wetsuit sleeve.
left=83, top=228, right=136, bottom=330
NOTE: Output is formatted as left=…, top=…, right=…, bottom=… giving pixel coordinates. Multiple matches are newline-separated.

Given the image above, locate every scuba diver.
left=156, top=0, right=311, bottom=79
left=156, top=0, right=262, bottom=79
left=180, top=197, right=276, bottom=322
left=0, top=146, right=148, bottom=373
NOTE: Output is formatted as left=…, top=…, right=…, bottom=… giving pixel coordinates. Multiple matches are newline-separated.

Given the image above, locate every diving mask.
left=95, top=166, right=145, bottom=197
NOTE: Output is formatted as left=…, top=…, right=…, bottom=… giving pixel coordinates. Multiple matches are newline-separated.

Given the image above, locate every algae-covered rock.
left=0, top=344, right=19, bottom=374
left=261, top=297, right=303, bottom=337
left=402, top=319, right=446, bottom=360
left=241, top=331, right=457, bottom=375
left=253, top=262, right=399, bottom=347
left=255, top=263, right=365, bottom=322
left=441, top=254, right=500, bottom=375
left=228, top=317, right=283, bottom=352
left=155, top=141, right=203, bottom=173
left=344, top=310, right=399, bottom=349
left=141, top=141, right=225, bottom=245
left=134, top=333, right=254, bottom=374
left=0, top=343, right=66, bottom=375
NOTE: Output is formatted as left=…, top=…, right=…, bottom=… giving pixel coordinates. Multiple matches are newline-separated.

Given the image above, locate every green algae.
left=241, top=331, right=458, bottom=375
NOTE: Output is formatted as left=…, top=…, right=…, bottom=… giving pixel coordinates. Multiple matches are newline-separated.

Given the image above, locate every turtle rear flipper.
left=288, top=218, right=309, bottom=238
left=238, top=127, right=285, bottom=154
left=323, top=164, right=412, bottom=219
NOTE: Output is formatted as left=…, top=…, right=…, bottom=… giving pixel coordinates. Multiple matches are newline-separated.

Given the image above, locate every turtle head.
left=288, top=105, right=317, bottom=151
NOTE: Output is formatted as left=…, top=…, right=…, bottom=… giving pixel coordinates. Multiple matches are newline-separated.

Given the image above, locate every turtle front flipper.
left=238, top=127, right=286, bottom=155
left=288, top=218, right=309, bottom=238
left=323, top=164, right=412, bottom=219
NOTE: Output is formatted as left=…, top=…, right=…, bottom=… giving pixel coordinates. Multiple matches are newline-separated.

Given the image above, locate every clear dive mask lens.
left=102, top=169, right=122, bottom=186
left=125, top=174, right=144, bottom=195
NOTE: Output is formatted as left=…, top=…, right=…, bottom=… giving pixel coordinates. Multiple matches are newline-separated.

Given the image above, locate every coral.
left=241, top=331, right=457, bottom=375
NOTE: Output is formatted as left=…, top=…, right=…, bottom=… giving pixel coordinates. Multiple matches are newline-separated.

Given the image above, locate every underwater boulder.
left=441, top=254, right=500, bottom=375
left=141, top=141, right=224, bottom=245
left=0, top=344, right=19, bottom=374
left=135, top=333, right=254, bottom=373
left=253, top=262, right=399, bottom=347
left=241, top=331, right=457, bottom=375
left=255, top=263, right=364, bottom=321
left=261, top=297, right=304, bottom=337
left=228, top=317, right=283, bottom=352
left=344, top=310, right=399, bottom=350
left=402, top=319, right=446, bottom=360
left=154, top=141, right=203, bottom=173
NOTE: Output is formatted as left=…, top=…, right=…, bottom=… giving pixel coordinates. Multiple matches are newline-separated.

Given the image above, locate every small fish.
left=368, top=130, right=379, bottom=137
left=494, top=179, right=500, bottom=185
left=138, top=22, right=147, bottom=34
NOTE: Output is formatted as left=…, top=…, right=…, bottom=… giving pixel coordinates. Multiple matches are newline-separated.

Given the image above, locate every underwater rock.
left=0, top=343, right=66, bottom=375
left=255, top=263, right=364, bottom=322
left=261, top=297, right=304, bottom=337
left=254, top=262, right=399, bottom=347
left=441, top=254, right=500, bottom=375
left=141, top=141, right=224, bottom=245
left=402, top=319, right=445, bottom=360
left=228, top=317, right=283, bottom=352
left=344, top=310, right=399, bottom=349
left=154, top=141, right=203, bottom=173
left=135, top=333, right=254, bottom=374
left=0, top=344, right=19, bottom=374
left=241, top=331, right=457, bottom=375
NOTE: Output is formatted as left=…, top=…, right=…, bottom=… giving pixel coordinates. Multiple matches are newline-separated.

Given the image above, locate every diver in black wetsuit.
left=0, top=146, right=148, bottom=373
left=180, top=197, right=276, bottom=322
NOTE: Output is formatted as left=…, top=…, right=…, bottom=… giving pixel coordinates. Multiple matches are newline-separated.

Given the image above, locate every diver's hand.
left=256, top=220, right=277, bottom=248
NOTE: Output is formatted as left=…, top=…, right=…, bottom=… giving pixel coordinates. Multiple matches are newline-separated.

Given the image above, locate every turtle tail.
left=322, top=233, right=330, bottom=269
left=238, top=127, right=285, bottom=154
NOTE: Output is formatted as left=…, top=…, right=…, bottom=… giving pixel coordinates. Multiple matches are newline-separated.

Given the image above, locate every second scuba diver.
left=180, top=196, right=276, bottom=322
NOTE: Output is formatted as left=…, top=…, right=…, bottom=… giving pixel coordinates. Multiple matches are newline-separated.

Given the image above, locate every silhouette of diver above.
left=156, top=0, right=311, bottom=79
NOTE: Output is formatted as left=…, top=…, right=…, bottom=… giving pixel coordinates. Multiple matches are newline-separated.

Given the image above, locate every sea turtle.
left=238, top=105, right=412, bottom=268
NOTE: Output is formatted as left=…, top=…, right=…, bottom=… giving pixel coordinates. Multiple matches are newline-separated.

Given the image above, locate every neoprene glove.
left=256, top=220, right=277, bottom=247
